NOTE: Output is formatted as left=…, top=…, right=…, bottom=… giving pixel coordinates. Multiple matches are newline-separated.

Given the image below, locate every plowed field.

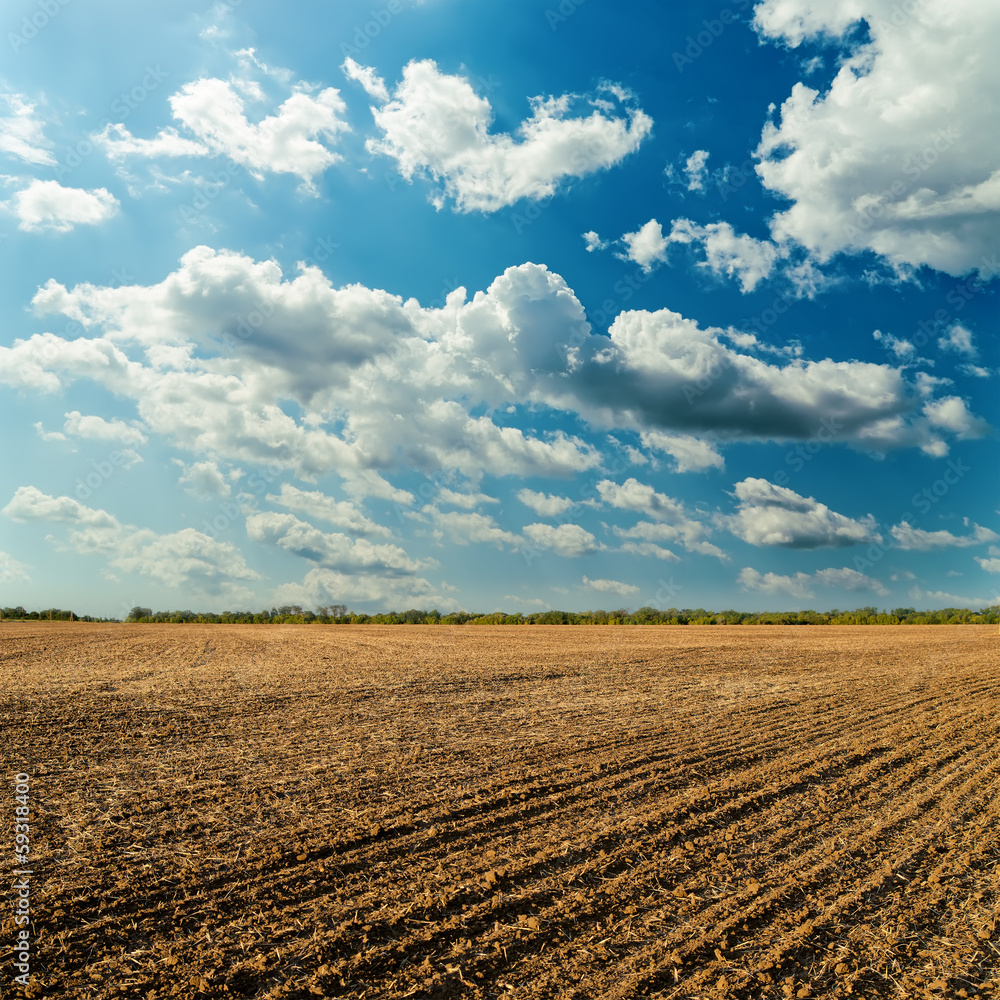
left=2, top=624, right=997, bottom=999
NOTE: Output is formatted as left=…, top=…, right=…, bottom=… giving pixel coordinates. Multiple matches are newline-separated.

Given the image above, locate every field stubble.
left=1, top=624, right=997, bottom=999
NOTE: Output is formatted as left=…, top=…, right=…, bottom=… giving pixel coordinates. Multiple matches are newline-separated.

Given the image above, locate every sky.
left=0, top=0, right=997, bottom=618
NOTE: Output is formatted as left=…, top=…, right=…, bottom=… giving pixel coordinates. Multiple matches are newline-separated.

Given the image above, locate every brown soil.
left=1, top=623, right=997, bottom=999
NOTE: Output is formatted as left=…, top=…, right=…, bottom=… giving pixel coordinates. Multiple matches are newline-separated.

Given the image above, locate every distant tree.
left=127, top=606, right=153, bottom=621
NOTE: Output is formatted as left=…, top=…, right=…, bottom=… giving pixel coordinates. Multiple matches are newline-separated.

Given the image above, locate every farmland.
left=1, top=623, right=997, bottom=999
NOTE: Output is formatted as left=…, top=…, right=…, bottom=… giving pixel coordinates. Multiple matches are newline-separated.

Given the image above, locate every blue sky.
left=1, top=0, right=997, bottom=617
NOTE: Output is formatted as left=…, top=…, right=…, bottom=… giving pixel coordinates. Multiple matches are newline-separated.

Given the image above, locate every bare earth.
left=1, top=623, right=997, bottom=999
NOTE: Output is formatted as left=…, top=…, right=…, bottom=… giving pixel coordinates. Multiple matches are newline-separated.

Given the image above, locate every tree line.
left=3, top=603, right=997, bottom=626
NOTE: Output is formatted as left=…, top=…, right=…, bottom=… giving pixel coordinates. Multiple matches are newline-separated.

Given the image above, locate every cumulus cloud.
left=572, top=306, right=972, bottom=454
left=177, top=460, right=232, bottom=500
left=98, top=73, right=348, bottom=192
left=890, top=521, right=999, bottom=550
left=247, top=511, right=424, bottom=573
left=739, top=564, right=887, bottom=598
left=273, top=566, right=442, bottom=611
left=639, top=431, right=724, bottom=472
left=516, top=489, right=577, bottom=517
left=582, top=230, right=608, bottom=252
left=341, top=56, right=389, bottom=102
left=435, top=487, right=499, bottom=510
left=0, top=94, right=55, bottom=165
left=738, top=566, right=814, bottom=599
left=417, top=506, right=520, bottom=548
left=939, top=323, right=976, bottom=356
left=113, top=527, right=259, bottom=592
left=608, top=216, right=784, bottom=291
left=522, top=522, right=600, bottom=558
left=581, top=575, right=639, bottom=597
left=873, top=329, right=916, bottom=360
left=599, top=479, right=725, bottom=558
left=33, top=422, right=65, bottom=442
left=976, top=546, right=1000, bottom=573
left=63, top=410, right=147, bottom=445
left=2, top=486, right=257, bottom=593
left=22, top=251, right=986, bottom=501
left=3, top=485, right=120, bottom=529
left=909, top=587, right=995, bottom=609
left=363, top=59, right=652, bottom=211
left=922, top=397, right=991, bottom=439
left=619, top=219, right=668, bottom=272
left=728, top=478, right=881, bottom=548
left=684, top=149, right=709, bottom=190
left=753, top=0, right=1000, bottom=278
left=813, top=566, right=888, bottom=595
left=0, top=550, right=29, bottom=584
left=666, top=219, right=779, bottom=292
left=11, top=180, right=119, bottom=233
left=96, top=123, right=209, bottom=160
left=267, top=483, right=390, bottom=537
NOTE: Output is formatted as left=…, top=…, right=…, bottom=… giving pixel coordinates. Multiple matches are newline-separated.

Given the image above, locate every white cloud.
left=96, top=123, right=209, bottom=160
left=738, top=566, right=814, bottom=599
left=684, top=149, right=709, bottom=191
left=959, top=364, right=991, bottom=379
left=619, top=219, right=668, bottom=272
left=2, top=486, right=257, bottom=594
left=939, top=323, right=976, bottom=356
left=436, top=487, right=499, bottom=510
left=599, top=479, right=725, bottom=558
left=0, top=94, right=55, bottom=165
left=739, top=564, right=887, bottom=598
left=267, top=483, right=390, bottom=537
left=247, top=511, right=424, bottom=573
left=341, top=56, right=389, bottom=102
left=170, top=78, right=348, bottom=192
left=11, top=180, right=118, bottom=233
left=909, top=587, right=995, bottom=609
left=3, top=485, right=119, bottom=528
left=100, top=71, right=349, bottom=193
left=364, top=59, right=652, bottom=211
left=890, top=521, right=999, bottom=550
left=418, top=505, right=519, bottom=548
left=610, top=216, right=783, bottom=291
left=581, top=575, right=639, bottom=597
left=813, top=566, right=888, bottom=595
left=872, top=329, right=916, bottom=359
left=0, top=550, right=29, bottom=584
left=63, top=410, right=147, bottom=445
left=922, top=396, right=991, bottom=439
left=33, top=422, right=66, bottom=442
left=112, top=527, right=259, bottom=592
left=728, top=478, right=881, bottom=548
left=273, top=566, right=442, bottom=611
left=597, top=478, right=685, bottom=520
left=177, top=460, right=232, bottom=500
left=753, top=0, right=1000, bottom=278
left=618, top=540, right=681, bottom=562
left=666, top=219, right=779, bottom=292
left=516, top=488, right=576, bottom=517
left=22, top=250, right=984, bottom=503
left=582, top=230, right=608, bottom=252
left=976, top=548, right=1000, bottom=572
left=522, top=522, right=599, bottom=558
left=639, top=431, right=724, bottom=472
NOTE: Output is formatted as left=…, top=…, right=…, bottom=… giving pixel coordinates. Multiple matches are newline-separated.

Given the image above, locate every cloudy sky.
left=1, top=0, right=997, bottom=617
